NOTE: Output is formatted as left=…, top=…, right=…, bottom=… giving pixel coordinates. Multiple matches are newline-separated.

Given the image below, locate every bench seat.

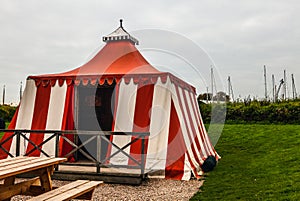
left=28, top=180, right=103, bottom=201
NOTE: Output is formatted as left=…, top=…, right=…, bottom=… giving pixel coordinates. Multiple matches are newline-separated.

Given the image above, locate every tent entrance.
left=75, top=82, right=116, bottom=161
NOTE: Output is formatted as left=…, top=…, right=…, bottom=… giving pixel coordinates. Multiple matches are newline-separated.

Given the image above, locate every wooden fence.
left=0, top=129, right=149, bottom=176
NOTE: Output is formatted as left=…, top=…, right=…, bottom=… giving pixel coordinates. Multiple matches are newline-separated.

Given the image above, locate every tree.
left=213, top=91, right=230, bottom=102
left=198, top=93, right=212, bottom=101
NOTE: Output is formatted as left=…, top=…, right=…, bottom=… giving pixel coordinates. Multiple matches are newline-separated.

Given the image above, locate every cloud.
left=0, top=0, right=299, bottom=103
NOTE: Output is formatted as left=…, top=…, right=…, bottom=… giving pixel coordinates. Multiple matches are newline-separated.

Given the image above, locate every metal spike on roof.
left=102, top=19, right=139, bottom=45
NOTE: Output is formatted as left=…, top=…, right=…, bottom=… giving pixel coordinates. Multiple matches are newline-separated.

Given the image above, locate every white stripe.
left=178, top=88, right=199, bottom=165
left=42, top=81, right=67, bottom=157
left=173, top=85, right=201, bottom=168
left=182, top=153, right=192, bottom=180
left=9, top=80, right=37, bottom=156
left=190, top=93, right=210, bottom=153
left=190, top=93, right=201, bottom=125
left=184, top=90, right=208, bottom=158
left=110, top=79, right=137, bottom=165
left=191, top=93, right=212, bottom=157
left=146, top=77, right=171, bottom=171
left=194, top=94, right=215, bottom=155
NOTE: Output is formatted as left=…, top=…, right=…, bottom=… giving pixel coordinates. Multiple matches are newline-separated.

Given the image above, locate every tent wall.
left=0, top=75, right=218, bottom=180
left=0, top=79, right=74, bottom=159
left=104, top=76, right=218, bottom=180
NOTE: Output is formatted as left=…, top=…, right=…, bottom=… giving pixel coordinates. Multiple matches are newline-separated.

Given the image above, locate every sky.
left=0, top=0, right=299, bottom=104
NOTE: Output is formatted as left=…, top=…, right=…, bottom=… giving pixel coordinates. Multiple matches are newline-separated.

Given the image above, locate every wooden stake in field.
left=2, top=85, right=5, bottom=105
left=291, top=74, right=297, bottom=99
left=283, top=69, right=287, bottom=100
left=264, top=65, right=268, bottom=100
left=272, top=74, right=275, bottom=102
left=20, top=81, right=23, bottom=101
left=228, top=76, right=235, bottom=102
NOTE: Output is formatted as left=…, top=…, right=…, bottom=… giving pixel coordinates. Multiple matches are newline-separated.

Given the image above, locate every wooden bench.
left=0, top=156, right=67, bottom=201
left=28, top=180, right=103, bottom=201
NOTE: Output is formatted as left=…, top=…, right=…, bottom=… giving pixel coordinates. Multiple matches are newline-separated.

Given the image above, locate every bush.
left=0, top=105, right=17, bottom=123
left=199, top=99, right=300, bottom=124
left=0, top=118, right=5, bottom=129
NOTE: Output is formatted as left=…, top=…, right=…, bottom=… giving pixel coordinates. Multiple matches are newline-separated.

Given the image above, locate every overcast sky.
left=0, top=0, right=299, bottom=104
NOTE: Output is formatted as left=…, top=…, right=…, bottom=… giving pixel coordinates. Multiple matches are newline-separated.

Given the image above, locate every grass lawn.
left=0, top=122, right=9, bottom=138
left=191, top=124, right=300, bottom=201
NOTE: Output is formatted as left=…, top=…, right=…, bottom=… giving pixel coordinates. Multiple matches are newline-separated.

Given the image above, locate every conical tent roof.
left=31, top=41, right=160, bottom=78
left=28, top=20, right=195, bottom=92
left=30, top=20, right=161, bottom=83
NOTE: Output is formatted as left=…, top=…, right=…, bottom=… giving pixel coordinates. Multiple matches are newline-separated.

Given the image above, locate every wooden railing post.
left=15, top=131, right=20, bottom=157
left=96, top=134, right=101, bottom=173
left=55, top=132, right=60, bottom=157
left=55, top=132, right=60, bottom=171
left=141, top=135, right=145, bottom=175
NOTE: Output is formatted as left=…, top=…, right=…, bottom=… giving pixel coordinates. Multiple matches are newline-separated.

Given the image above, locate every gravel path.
left=12, top=178, right=204, bottom=201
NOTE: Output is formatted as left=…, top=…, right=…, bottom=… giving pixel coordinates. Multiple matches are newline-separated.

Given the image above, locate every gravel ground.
left=11, top=178, right=204, bottom=201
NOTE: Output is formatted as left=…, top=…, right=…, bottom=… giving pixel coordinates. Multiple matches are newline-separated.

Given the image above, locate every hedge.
left=1, top=99, right=300, bottom=125
left=0, top=105, right=17, bottom=123
left=199, top=99, right=300, bottom=124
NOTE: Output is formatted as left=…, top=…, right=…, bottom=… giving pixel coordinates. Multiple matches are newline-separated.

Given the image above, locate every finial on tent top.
left=120, top=19, right=123, bottom=28
left=102, top=19, right=139, bottom=45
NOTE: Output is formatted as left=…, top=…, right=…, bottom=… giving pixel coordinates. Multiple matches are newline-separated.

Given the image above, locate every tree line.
left=199, top=98, right=300, bottom=124
left=0, top=105, right=17, bottom=123
left=1, top=98, right=300, bottom=125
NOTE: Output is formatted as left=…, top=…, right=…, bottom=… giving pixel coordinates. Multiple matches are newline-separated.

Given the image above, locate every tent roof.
left=30, top=20, right=158, bottom=80
left=30, top=40, right=160, bottom=79
left=28, top=21, right=196, bottom=93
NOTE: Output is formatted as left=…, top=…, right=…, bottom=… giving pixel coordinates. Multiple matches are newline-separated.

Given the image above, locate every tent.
left=0, top=20, right=219, bottom=180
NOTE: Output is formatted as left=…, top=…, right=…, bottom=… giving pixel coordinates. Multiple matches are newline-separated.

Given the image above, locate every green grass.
left=0, top=122, right=9, bottom=138
left=191, top=124, right=300, bottom=201
left=1, top=123, right=299, bottom=200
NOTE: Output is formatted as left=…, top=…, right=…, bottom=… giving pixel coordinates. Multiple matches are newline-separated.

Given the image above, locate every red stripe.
left=185, top=91, right=210, bottom=159
left=191, top=93, right=215, bottom=156
left=196, top=96, right=214, bottom=155
left=174, top=85, right=203, bottom=165
left=128, top=84, right=154, bottom=166
left=173, top=85, right=200, bottom=178
left=60, top=84, right=75, bottom=161
left=0, top=107, right=19, bottom=159
left=165, top=100, right=185, bottom=179
left=181, top=88, right=207, bottom=162
left=189, top=92, right=211, bottom=157
left=26, top=85, right=51, bottom=156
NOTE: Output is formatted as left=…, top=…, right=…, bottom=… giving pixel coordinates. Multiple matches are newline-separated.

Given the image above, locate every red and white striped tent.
left=0, top=21, right=219, bottom=180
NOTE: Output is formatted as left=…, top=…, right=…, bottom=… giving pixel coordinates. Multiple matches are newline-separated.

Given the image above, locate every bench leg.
left=0, top=176, right=39, bottom=201
left=76, top=189, right=95, bottom=200
left=3, top=176, right=15, bottom=201
left=39, top=166, right=53, bottom=191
